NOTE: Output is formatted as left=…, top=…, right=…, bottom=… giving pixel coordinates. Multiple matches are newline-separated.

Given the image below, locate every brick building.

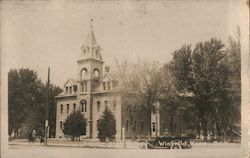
left=55, top=22, right=153, bottom=139
left=55, top=21, right=190, bottom=140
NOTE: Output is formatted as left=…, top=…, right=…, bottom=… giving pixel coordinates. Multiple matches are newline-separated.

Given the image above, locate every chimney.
left=105, top=66, right=110, bottom=73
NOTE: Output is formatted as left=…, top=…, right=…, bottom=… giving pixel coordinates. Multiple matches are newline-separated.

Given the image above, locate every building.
left=55, top=21, right=153, bottom=139
left=55, top=21, right=191, bottom=140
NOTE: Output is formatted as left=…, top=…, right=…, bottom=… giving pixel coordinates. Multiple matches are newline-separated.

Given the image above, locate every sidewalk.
left=9, top=139, right=139, bottom=149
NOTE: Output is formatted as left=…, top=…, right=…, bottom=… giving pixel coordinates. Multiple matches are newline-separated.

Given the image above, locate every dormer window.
left=103, top=82, right=106, bottom=90
left=73, top=85, right=77, bottom=92
left=66, top=87, right=68, bottom=94
left=69, top=86, right=72, bottom=94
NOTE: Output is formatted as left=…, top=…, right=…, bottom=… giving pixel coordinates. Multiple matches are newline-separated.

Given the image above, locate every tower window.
left=60, top=104, right=63, bottom=114
left=80, top=100, right=87, bottom=112
left=93, top=69, right=99, bottom=77
left=81, top=68, right=87, bottom=80
left=97, top=101, right=100, bottom=112
left=81, top=82, right=87, bottom=92
left=67, top=104, right=69, bottom=113
left=73, top=103, right=76, bottom=111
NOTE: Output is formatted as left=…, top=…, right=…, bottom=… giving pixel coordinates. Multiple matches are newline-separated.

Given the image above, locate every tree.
left=8, top=68, right=43, bottom=135
left=114, top=59, right=169, bottom=136
left=8, top=68, right=62, bottom=138
left=169, top=38, right=233, bottom=141
left=63, top=111, right=86, bottom=141
left=97, top=107, right=116, bottom=142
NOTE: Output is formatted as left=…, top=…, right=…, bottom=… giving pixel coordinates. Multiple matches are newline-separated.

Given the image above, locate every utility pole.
left=45, top=67, right=50, bottom=145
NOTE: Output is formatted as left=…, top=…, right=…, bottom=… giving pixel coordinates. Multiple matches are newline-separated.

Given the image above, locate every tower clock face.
left=81, top=69, right=87, bottom=80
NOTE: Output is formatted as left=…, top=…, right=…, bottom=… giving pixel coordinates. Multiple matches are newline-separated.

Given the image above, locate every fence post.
left=122, top=127, right=126, bottom=148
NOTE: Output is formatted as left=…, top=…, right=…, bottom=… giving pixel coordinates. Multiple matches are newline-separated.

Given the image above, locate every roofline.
left=77, top=58, right=104, bottom=63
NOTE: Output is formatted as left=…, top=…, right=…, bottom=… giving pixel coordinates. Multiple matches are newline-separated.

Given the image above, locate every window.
left=60, top=121, right=63, bottom=129
left=126, top=120, right=129, bottom=131
left=67, top=104, right=69, bottom=113
left=81, top=100, right=87, bottom=112
left=69, top=87, right=72, bottom=94
left=104, top=100, right=108, bottom=109
left=152, top=122, right=156, bottom=132
left=73, top=85, right=77, bottom=92
left=66, top=87, right=68, bottom=94
left=81, top=68, right=87, bottom=80
left=73, top=103, right=76, bottom=111
left=60, top=104, right=63, bottom=113
left=97, top=101, right=100, bottom=112
left=93, top=69, right=99, bottom=77
left=103, top=82, right=106, bottom=90
left=134, top=120, right=137, bottom=131
left=81, top=82, right=87, bottom=92
left=141, top=121, right=144, bottom=132
left=107, top=81, right=111, bottom=90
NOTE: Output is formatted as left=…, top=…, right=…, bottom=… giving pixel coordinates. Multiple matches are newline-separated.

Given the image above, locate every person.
left=28, top=130, right=33, bottom=143
left=40, top=133, right=44, bottom=144
left=32, top=130, right=36, bottom=143
left=11, top=130, right=15, bottom=139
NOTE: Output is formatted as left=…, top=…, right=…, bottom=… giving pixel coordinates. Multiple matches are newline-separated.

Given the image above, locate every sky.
left=1, top=0, right=243, bottom=87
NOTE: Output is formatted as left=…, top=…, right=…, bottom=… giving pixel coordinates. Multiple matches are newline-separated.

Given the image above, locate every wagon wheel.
left=172, top=145, right=180, bottom=149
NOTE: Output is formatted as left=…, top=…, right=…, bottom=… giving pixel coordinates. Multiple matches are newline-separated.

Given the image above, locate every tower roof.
left=80, top=19, right=102, bottom=61
left=84, top=19, right=98, bottom=47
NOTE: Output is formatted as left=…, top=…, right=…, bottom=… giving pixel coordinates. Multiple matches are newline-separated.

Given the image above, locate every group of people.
left=28, top=130, right=45, bottom=144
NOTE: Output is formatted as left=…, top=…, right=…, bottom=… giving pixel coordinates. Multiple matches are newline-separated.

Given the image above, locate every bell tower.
left=77, top=19, right=104, bottom=92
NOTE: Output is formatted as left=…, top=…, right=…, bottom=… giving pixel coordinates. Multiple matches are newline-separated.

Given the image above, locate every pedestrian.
left=32, top=130, right=36, bottom=143
left=40, top=134, right=44, bottom=144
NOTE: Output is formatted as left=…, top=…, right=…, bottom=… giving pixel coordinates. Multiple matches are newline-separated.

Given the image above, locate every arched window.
left=93, top=69, right=99, bottom=77
left=81, top=68, right=87, bottom=80
left=67, top=104, right=69, bottom=113
left=97, top=101, right=100, bottom=112
left=60, top=104, right=63, bottom=114
left=60, top=121, right=63, bottom=130
left=80, top=100, right=87, bottom=112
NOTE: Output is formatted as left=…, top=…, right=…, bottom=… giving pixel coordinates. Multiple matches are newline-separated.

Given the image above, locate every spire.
left=85, top=19, right=97, bottom=48
left=81, top=19, right=102, bottom=60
